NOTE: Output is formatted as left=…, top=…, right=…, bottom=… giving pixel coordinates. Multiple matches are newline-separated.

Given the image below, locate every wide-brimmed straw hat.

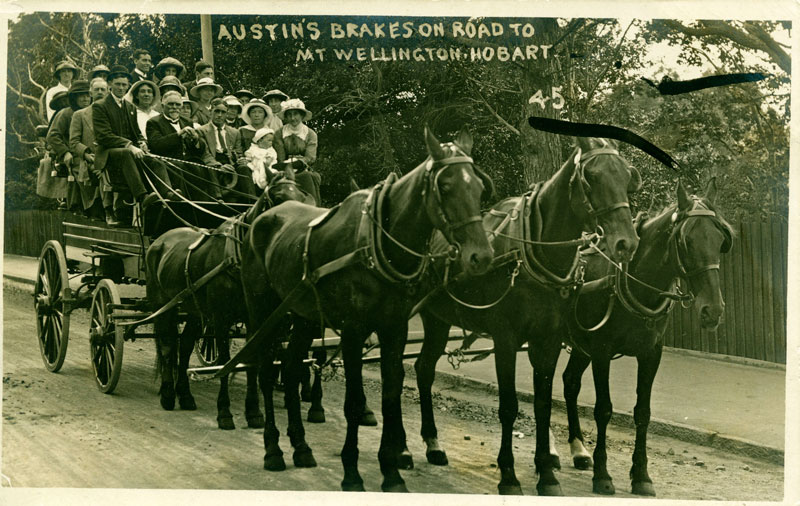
left=261, top=89, right=289, bottom=102
left=223, top=95, right=243, bottom=110
left=49, top=90, right=69, bottom=111
left=279, top=98, right=312, bottom=121
left=90, top=64, right=110, bottom=80
left=124, top=79, right=161, bottom=108
left=241, top=99, right=273, bottom=126
left=53, top=61, right=78, bottom=80
left=234, top=89, right=256, bottom=102
left=107, top=64, right=131, bottom=82
left=155, top=57, right=186, bottom=80
left=189, top=77, right=223, bottom=100
left=158, top=75, right=186, bottom=96
left=67, top=79, right=90, bottom=109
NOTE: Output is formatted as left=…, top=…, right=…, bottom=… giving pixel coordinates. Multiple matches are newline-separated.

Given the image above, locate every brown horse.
left=413, top=137, right=641, bottom=495
left=241, top=127, right=494, bottom=492
left=561, top=179, right=732, bottom=496
left=145, top=169, right=309, bottom=429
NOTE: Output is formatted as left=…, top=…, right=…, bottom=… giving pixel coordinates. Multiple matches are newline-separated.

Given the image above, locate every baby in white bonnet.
left=244, top=127, right=277, bottom=190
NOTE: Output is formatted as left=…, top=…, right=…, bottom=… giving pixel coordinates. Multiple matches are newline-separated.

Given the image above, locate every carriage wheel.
left=34, top=240, right=72, bottom=372
left=89, top=279, right=124, bottom=394
left=193, top=323, right=238, bottom=366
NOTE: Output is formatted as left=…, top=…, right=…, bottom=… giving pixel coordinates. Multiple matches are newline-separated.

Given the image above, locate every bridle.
left=423, top=143, right=486, bottom=255
left=570, top=147, right=635, bottom=234
left=667, top=197, right=730, bottom=304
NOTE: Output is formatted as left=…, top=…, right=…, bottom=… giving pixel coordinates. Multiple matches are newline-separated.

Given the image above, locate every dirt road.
left=2, top=286, right=784, bottom=500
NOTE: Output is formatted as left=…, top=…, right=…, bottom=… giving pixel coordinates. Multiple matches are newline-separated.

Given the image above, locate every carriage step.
left=188, top=358, right=315, bottom=376
left=110, top=311, right=152, bottom=320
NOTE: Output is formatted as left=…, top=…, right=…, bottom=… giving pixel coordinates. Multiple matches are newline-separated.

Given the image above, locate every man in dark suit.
left=146, top=90, right=220, bottom=199
left=93, top=65, right=176, bottom=211
left=130, top=49, right=154, bottom=83
left=199, top=98, right=255, bottom=198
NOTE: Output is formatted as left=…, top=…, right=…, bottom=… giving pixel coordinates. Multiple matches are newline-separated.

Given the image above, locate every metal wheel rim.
left=34, top=241, right=70, bottom=372
left=89, top=280, right=124, bottom=394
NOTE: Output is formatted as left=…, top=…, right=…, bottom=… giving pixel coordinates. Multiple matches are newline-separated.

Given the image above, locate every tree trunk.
left=519, top=19, right=564, bottom=185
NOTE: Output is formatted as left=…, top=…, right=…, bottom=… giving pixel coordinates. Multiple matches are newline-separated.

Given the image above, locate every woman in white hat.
left=274, top=98, right=320, bottom=205
left=237, top=99, right=274, bottom=154
left=189, top=77, right=223, bottom=125
left=124, top=79, right=161, bottom=140
left=222, top=95, right=245, bottom=128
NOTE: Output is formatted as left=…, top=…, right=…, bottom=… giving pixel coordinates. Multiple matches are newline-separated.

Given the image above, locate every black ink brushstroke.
left=527, top=116, right=680, bottom=171
left=641, top=73, right=768, bottom=95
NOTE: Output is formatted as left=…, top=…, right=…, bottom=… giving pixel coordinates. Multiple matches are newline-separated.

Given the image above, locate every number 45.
left=528, top=86, right=564, bottom=110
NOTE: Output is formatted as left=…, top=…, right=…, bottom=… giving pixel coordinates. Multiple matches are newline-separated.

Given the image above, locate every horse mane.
left=243, top=190, right=270, bottom=225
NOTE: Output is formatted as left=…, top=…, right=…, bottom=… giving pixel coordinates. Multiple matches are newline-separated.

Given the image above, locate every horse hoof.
left=536, top=483, right=564, bottom=496
left=264, top=454, right=286, bottom=472
left=382, top=483, right=409, bottom=493
left=341, top=481, right=365, bottom=492
left=498, top=484, right=524, bottom=495
left=549, top=454, right=561, bottom=470
left=307, top=408, right=326, bottom=423
left=592, top=478, right=615, bottom=495
left=573, top=455, right=593, bottom=470
left=160, top=396, right=175, bottom=411
left=247, top=415, right=266, bottom=429
left=426, top=450, right=449, bottom=466
left=217, top=417, right=235, bottom=430
left=293, top=449, right=317, bottom=468
left=631, top=480, right=656, bottom=496
left=178, top=396, right=197, bottom=411
left=359, top=410, right=378, bottom=427
left=397, top=450, right=414, bottom=470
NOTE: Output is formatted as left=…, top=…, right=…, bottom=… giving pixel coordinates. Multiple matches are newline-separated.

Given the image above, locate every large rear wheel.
left=89, top=279, right=124, bottom=393
left=34, top=240, right=71, bottom=372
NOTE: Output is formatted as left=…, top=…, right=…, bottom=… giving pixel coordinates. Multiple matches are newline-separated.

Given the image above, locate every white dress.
left=245, top=144, right=277, bottom=189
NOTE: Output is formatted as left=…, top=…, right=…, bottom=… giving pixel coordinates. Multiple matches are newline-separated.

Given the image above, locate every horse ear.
left=576, top=137, right=593, bottom=152
left=283, top=165, right=295, bottom=180
left=454, top=128, right=473, bottom=156
left=628, top=166, right=642, bottom=193
left=704, top=177, right=718, bottom=204
left=349, top=177, right=360, bottom=193
left=676, top=179, right=692, bottom=210
left=424, top=126, right=446, bottom=160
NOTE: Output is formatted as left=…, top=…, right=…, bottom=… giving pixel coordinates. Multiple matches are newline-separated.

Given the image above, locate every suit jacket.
left=130, top=69, right=155, bottom=84
left=146, top=114, right=204, bottom=161
left=92, top=93, right=145, bottom=172
left=198, top=122, right=241, bottom=166
left=69, top=106, right=96, bottom=182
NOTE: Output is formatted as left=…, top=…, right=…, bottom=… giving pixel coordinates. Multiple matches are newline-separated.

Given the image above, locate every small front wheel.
left=89, top=279, right=124, bottom=393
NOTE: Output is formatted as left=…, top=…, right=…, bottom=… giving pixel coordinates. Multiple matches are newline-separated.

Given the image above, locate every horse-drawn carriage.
left=31, top=122, right=733, bottom=496
left=33, top=194, right=253, bottom=393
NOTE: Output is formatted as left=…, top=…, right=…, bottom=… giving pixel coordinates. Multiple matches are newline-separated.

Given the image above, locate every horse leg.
left=300, top=351, right=313, bottom=402
left=245, top=358, right=265, bottom=428
left=376, top=323, right=410, bottom=493
left=630, top=344, right=662, bottom=496
left=590, top=357, right=615, bottom=495
left=563, top=350, right=593, bottom=470
left=258, top=346, right=285, bottom=471
left=176, top=317, right=198, bottom=410
left=307, top=345, right=326, bottom=423
left=283, top=317, right=317, bottom=468
left=494, top=339, right=522, bottom=495
left=414, top=312, right=450, bottom=466
left=340, top=327, right=368, bottom=492
left=529, top=340, right=564, bottom=496
left=154, top=310, right=178, bottom=411
left=216, top=320, right=235, bottom=430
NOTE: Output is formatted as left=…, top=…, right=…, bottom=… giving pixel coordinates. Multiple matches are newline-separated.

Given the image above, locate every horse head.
left=267, top=164, right=315, bottom=206
left=568, top=137, right=640, bottom=263
left=670, top=178, right=732, bottom=329
left=423, top=127, right=494, bottom=276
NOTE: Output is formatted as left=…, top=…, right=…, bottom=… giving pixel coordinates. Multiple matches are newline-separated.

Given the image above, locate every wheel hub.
left=35, top=294, right=52, bottom=310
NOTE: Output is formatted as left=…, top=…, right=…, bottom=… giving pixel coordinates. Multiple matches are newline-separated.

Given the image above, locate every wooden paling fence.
left=3, top=211, right=789, bottom=363
left=664, top=216, right=788, bottom=364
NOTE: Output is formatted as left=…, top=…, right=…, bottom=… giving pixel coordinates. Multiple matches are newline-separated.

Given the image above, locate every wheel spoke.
left=104, top=347, right=113, bottom=382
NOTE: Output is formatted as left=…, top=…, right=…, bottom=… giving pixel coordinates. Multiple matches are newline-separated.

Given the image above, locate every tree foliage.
left=5, top=13, right=789, bottom=220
